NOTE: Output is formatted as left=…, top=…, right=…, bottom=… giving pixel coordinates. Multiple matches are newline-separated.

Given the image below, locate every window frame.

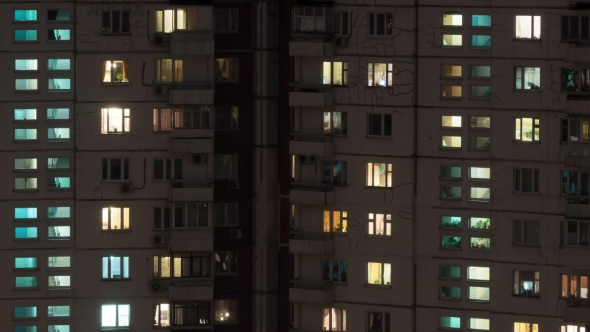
left=367, top=63, right=393, bottom=87
left=366, top=261, right=391, bottom=286
left=470, top=65, right=491, bottom=80
left=101, top=304, right=131, bottom=328
left=15, top=78, right=39, bottom=92
left=441, top=185, right=462, bottom=200
left=171, top=301, right=211, bottom=326
left=441, top=166, right=462, bottom=180
left=441, top=65, right=463, bottom=79
left=102, top=10, right=131, bottom=34
left=154, top=207, right=172, bottom=230
left=214, top=106, right=239, bottom=131
left=154, top=59, right=183, bottom=83
left=47, top=9, right=71, bottom=22
left=469, top=136, right=491, bottom=150
left=101, top=108, right=131, bottom=134
left=15, top=59, right=39, bottom=73
left=561, top=220, right=590, bottom=247
left=367, top=312, right=390, bottom=332
left=321, top=160, right=347, bottom=186
left=14, top=29, right=38, bottom=43
left=101, top=158, right=130, bottom=181
left=322, top=259, right=348, bottom=283
left=102, top=207, right=131, bottom=231
left=215, top=58, right=239, bottom=83
left=515, top=66, right=541, bottom=90
left=102, top=60, right=131, bottom=83
left=153, top=158, right=183, bottom=181
left=153, top=303, right=171, bottom=327
left=172, top=252, right=212, bottom=278
left=14, top=9, right=38, bottom=22
left=440, top=85, right=463, bottom=99
left=47, top=28, right=71, bottom=42
left=513, top=270, right=540, bottom=297
left=213, top=299, right=238, bottom=323
left=469, top=84, right=491, bottom=100
left=214, top=154, right=238, bottom=179
left=214, top=203, right=238, bottom=227
left=368, top=13, right=393, bottom=36
left=214, top=251, right=238, bottom=275
left=513, top=220, right=540, bottom=246
left=513, top=168, right=540, bottom=193
left=366, top=162, right=393, bottom=188
left=514, top=117, right=540, bottom=142
left=334, top=11, right=350, bottom=36
left=153, top=255, right=171, bottom=278
left=560, top=274, right=590, bottom=299
left=367, top=113, right=392, bottom=137
left=322, top=61, right=348, bottom=86
left=102, top=256, right=130, bottom=280
left=367, top=213, right=392, bottom=237
left=470, top=34, right=492, bottom=48
left=214, top=9, right=238, bottom=33
left=515, top=15, right=541, bottom=40
left=322, top=111, right=348, bottom=136
left=440, top=285, right=462, bottom=300
left=172, top=203, right=209, bottom=229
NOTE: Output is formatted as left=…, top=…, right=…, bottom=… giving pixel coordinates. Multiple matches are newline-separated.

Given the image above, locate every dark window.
left=215, top=9, right=238, bottom=32
left=102, top=11, right=130, bottom=34
left=368, top=114, right=392, bottom=136
left=215, top=106, right=239, bottom=130
left=322, top=161, right=347, bottom=185
left=368, top=13, right=393, bottom=36
left=154, top=207, right=171, bottom=229
left=513, top=220, right=539, bottom=245
left=47, top=10, right=69, bottom=21
left=513, top=270, right=540, bottom=297
left=172, top=301, right=210, bottom=326
left=154, top=158, right=182, bottom=180
left=172, top=253, right=211, bottom=278
left=214, top=252, right=238, bottom=275
left=562, top=67, right=590, bottom=92
left=514, top=168, right=539, bottom=193
left=368, top=312, right=390, bottom=332
left=102, top=158, right=129, bottom=180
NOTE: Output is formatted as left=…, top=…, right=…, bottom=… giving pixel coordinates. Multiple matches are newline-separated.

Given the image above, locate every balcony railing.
left=290, top=230, right=333, bottom=241
left=289, top=84, right=333, bottom=107
left=290, top=231, right=334, bottom=255
left=289, top=280, right=333, bottom=304
left=169, top=180, right=213, bottom=201
left=566, top=198, right=590, bottom=219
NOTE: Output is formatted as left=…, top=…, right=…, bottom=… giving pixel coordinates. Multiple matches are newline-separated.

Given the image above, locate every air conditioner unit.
left=229, top=229, right=242, bottom=239
left=299, top=156, right=315, bottom=164
left=334, top=37, right=348, bottom=47
left=193, top=154, right=207, bottom=164
left=154, top=85, right=169, bottom=96
left=154, top=34, right=170, bottom=45
left=120, top=183, right=132, bottom=193
left=152, top=235, right=168, bottom=246
left=228, top=179, right=240, bottom=189
left=150, top=281, right=165, bottom=292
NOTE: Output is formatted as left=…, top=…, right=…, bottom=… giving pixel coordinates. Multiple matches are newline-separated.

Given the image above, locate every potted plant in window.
left=116, top=72, right=125, bottom=82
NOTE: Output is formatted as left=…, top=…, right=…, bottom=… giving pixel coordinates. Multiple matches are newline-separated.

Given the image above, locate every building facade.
left=283, top=0, right=590, bottom=332
left=1, top=0, right=279, bottom=331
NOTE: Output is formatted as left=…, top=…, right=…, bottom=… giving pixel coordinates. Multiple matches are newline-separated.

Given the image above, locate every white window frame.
left=154, top=206, right=171, bottom=230
left=101, top=108, right=131, bottom=134
left=367, top=113, right=392, bottom=136
left=366, top=162, right=393, bottom=188
left=515, top=66, right=541, bottom=90
left=367, top=213, right=392, bottom=237
left=101, top=304, right=130, bottom=328
left=515, top=15, right=541, bottom=39
left=333, top=12, right=350, bottom=36
left=173, top=203, right=209, bottom=228
left=102, top=158, right=130, bottom=181
left=153, top=158, right=183, bottom=181
left=154, top=59, right=183, bottom=83
left=214, top=251, right=238, bottom=275
left=367, top=63, right=393, bottom=87
left=153, top=303, right=171, bottom=327
left=514, top=117, right=540, bottom=142
left=102, top=207, right=130, bottom=231
left=102, top=256, right=130, bottom=279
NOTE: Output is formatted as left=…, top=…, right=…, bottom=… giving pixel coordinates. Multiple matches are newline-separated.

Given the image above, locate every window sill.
left=13, top=20, right=39, bottom=23
left=101, top=278, right=132, bottom=282
left=440, top=177, right=462, bottom=181
left=14, top=170, right=39, bottom=173
left=47, top=188, right=72, bottom=192
left=514, top=89, right=541, bottom=93
left=100, top=327, right=131, bottom=331
left=47, top=70, right=72, bottom=74
left=47, top=168, right=73, bottom=172
left=469, top=76, right=491, bottom=80
left=215, top=80, right=240, bottom=84
left=440, top=246, right=462, bottom=250
left=101, top=230, right=132, bottom=233
left=468, top=228, right=490, bottom=232
left=48, top=90, right=72, bottom=93
left=13, top=41, right=40, bottom=44
left=469, top=47, right=491, bottom=50
left=365, top=186, right=393, bottom=189
left=512, top=140, right=541, bottom=144
left=364, top=284, right=392, bottom=289
left=466, top=300, right=490, bottom=303
left=366, top=85, right=392, bottom=89
left=47, top=41, right=73, bottom=43
left=468, top=98, right=491, bottom=101
left=513, top=191, right=541, bottom=196
left=48, top=237, right=72, bottom=240
left=14, top=288, right=40, bottom=291
left=14, top=70, right=40, bottom=74
left=439, top=297, right=461, bottom=301
left=439, top=147, right=462, bottom=151
left=47, top=140, right=71, bottom=143
left=102, top=82, right=131, bottom=86
left=14, top=90, right=40, bottom=93
left=440, top=197, right=462, bottom=201
left=468, top=127, right=491, bottom=131
left=13, top=120, right=39, bottom=124
left=14, top=238, right=40, bottom=242
left=47, top=287, right=73, bottom=291
left=439, top=97, right=463, bottom=100
left=512, top=294, right=540, bottom=298
left=366, top=135, right=393, bottom=140
left=14, top=268, right=40, bottom=272
left=440, top=127, right=462, bottom=131
left=513, top=38, right=542, bottom=42
left=14, top=189, right=39, bottom=193
left=440, top=76, right=463, bottom=80
left=101, top=32, right=132, bottom=36
left=440, top=46, right=463, bottom=50
left=46, top=20, right=73, bottom=24
left=367, top=235, right=392, bottom=239
left=101, top=132, right=131, bottom=135
left=512, top=242, right=540, bottom=247
left=468, top=148, right=491, bottom=152
left=468, top=248, right=490, bottom=252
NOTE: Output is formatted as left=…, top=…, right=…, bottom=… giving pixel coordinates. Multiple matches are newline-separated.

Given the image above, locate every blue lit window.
left=471, top=35, right=491, bottom=48
left=15, top=276, right=38, bottom=288
left=48, top=206, right=71, bottom=218
left=15, top=227, right=38, bottom=239
left=14, top=306, right=37, bottom=318
left=15, top=257, right=37, bottom=269
left=14, top=326, right=37, bottom=332
left=15, top=30, right=38, bottom=41
left=48, top=79, right=71, bottom=91
left=48, top=59, right=71, bottom=71
left=15, top=208, right=37, bottom=219
left=14, top=10, right=37, bottom=21
left=472, top=15, right=491, bottom=27
left=48, top=29, right=70, bottom=41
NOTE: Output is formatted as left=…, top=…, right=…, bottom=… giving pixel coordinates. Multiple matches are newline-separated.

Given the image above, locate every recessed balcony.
left=564, top=299, right=590, bottom=322
left=290, top=231, right=334, bottom=255
left=170, top=128, right=214, bottom=139
left=566, top=145, right=590, bottom=167
left=289, top=280, right=333, bottom=304
left=169, top=181, right=213, bottom=202
left=170, top=278, right=214, bottom=301
left=290, top=134, right=333, bottom=157
left=290, top=182, right=334, bottom=205
left=289, top=84, right=333, bottom=107
left=170, top=228, right=213, bottom=252
left=170, top=83, right=213, bottom=105
left=566, top=199, right=590, bottom=219
left=171, top=31, right=214, bottom=55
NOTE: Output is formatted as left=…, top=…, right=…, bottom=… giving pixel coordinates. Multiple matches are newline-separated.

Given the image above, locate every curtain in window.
left=123, top=61, right=129, bottom=81
left=515, top=16, right=531, bottom=38
left=103, top=61, right=111, bottom=82
left=175, top=60, right=183, bottom=82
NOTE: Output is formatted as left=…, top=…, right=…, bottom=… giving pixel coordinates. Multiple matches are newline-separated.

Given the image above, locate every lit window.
left=368, top=13, right=393, bottom=36
left=442, top=34, right=462, bottom=47
left=15, top=326, right=38, bottom=332
left=48, top=10, right=70, bottom=21
left=367, top=312, right=389, bottom=331
left=560, top=274, right=589, bottom=299
left=14, top=109, right=37, bottom=121
left=15, top=276, right=38, bottom=288
left=48, top=59, right=71, bottom=71
left=214, top=300, right=237, bottom=323
left=441, top=136, right=461, bottom=148
left=366, top=162, right=392, bottom=187
left=103, top=11, right=130, bottom=33
left=101, top=108, right=130, bottom=133
left=515, top=15, right=541, bottom=39
left=214, top=155, right=238, bottom=178
left=102, top=158, right=130, bottom=180
left=470, top=116, right=490, bottom=129
left=215, top=58, right=238, bottom=82
left=441, top=236, right=461, bottom=249
left=470, top=85, right=491, bottom=99
left=469, top=167, right=490, bottom=180
left=102, top=207, right=130, bottom=230
left=440, top=266, right=460, bottom=279
left=155, top=59, right=183, bottom=83
left=470, top=187, right=490, bottom=201
left=215, top=9, right=238, bottom=32
left=323, top=210, right=348, bottom=233
left=48, top=226, right=71, bottom=239
left=367, top=63, right=393, bottom=87
left=47, top=108, right=70, bottom=120
left=48, top=276, right=70, bottom=289
left=14, top=10, right=37, bottom=21
left=48, top=326, right=69, bottom=332
left=367, top=213, right=391, bottom=236
left=322, top=259, right=348, bottom=282
left=48, top=306, right=70, bottom=318
left=514, top=322, right=538, bottom=332
left=102, top=256, right=130, bottom=279
left=47, top=128, right=70, bottom=141
left=215, top=106, right=239, bottom=130
left=322, top=61, right=348, bottom=85
left=470, top=237, right=491, bottom=250
left=472, top=15, right=491, bottom=27
left=155, top=8, right=197, bottom=32
left=470, top=318, right=490, bottom=331
left=515, top=67, right=541, bottom=90
left=153, top=108, right=173, bottom=132
left=173, top=253, right=211, bottom=277
left=15, top=257, right=37, bottom=269
left=15, top=60, right=38, bottom=71
left=514, top=168, right=539, bottom=193
left=467, top=266, right=490, bottom=281
left=441, top=116, right=462, bottom=128
left=513, top=270, right=540, bottom=297
left=154, top=303, right=170, bottom=327
left=153, top=158, right=182, bottom=180
left=48, top=29, right=70, bottom=41
left=442, top=65, right=462, bottom=78
left=322, top=308, right=346, bottom=331
left=367, top=262, right=391, bottom=285
left=15, top=30, right=38, bottom=42
left=48, top=158, right=70, bottom=169
left=469, top=136, right=490, bottom=150
left=214, top=252, right=238, bottom=275
left=441, top=85, right=462, bottom=98
left=440, top=286, right=461, bottom=299
left=15, top=178, right=37, bottom=190
left=469, top=286, right=490, bottom=302
left=323, top=111, right=347, bottom=135
left=48, top=79, right=71, bottom=91
left=441, top=316, right=461, bottom=329
left=48, top=256, right=71, bottom=268
left=471, top=66, right=491, bottom=78
left=293, top=7, right=331, bottom=33
left=469, top=217, right=490, bottom=230
left=441, top=185, right=461, bottom=199
left=322, top=161, right=347, bottom=186
left=102, top=61, right=130, bottom=83
left=171, top=302, right=210, bottom=326
left=471, top=35, right=491, bottom=47
left=515, top=118, right=540, bottom=142
left=173, top=107, right=211, bottom=129
left=443, top=14, right=462, bottom=26
left=48, top=207, right=70, bottom=219
left=155, top=9, right=175, bottom=33
left=153, top=256, right=171, bottom=278
left=14, top=159, right=37, bottom=171
left=513, top=220, right=539, bottom=245
left=15, top=79, right=38, bottom=91
left=368, top=114, right=392, bottom=136
left=101, top=304, right=130, bottom=328
left=441, top=216, right=462, bottom=229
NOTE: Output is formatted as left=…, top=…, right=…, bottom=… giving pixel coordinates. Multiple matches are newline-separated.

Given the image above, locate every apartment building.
left=282, top=0, right=590, bottom=331
left=1, top=0, right=279, bottom=331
